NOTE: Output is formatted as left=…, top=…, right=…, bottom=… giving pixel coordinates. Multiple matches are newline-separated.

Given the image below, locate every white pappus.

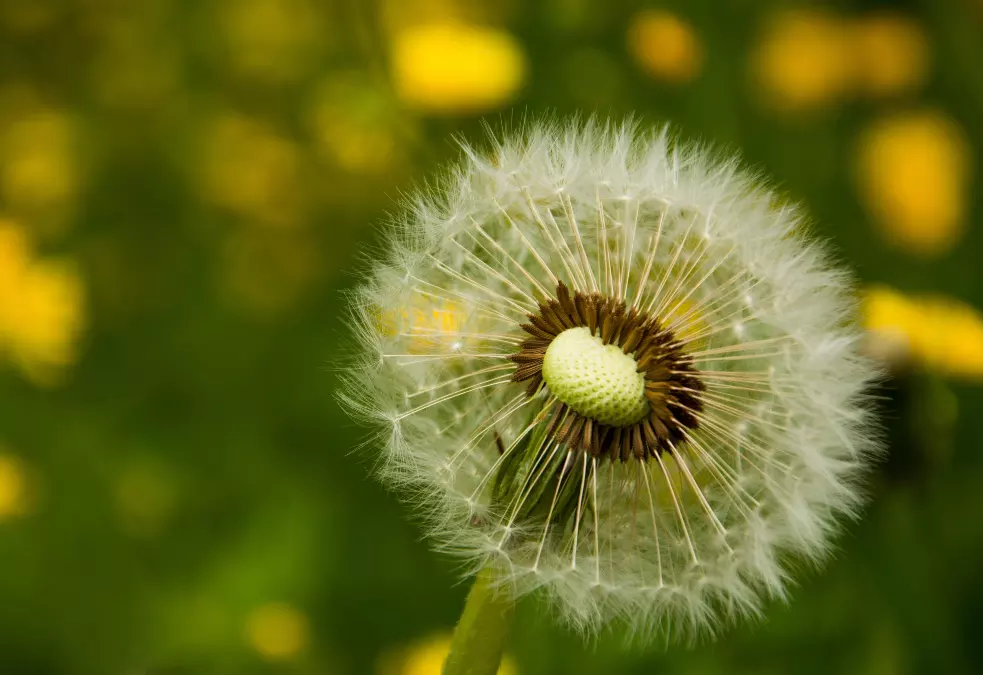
left=339, top=118, right=881, bottom=643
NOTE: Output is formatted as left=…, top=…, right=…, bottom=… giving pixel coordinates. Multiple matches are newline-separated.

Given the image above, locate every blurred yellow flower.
left=0, top=220, right=85, bottom=386
left=217, top=0, right=324, bottom=83
left=919, top=296, right=983, bottom=380
left=0, top=109, right=79, bottom=236
left=864, top=285, right=918, bottom=367
left=854, top=111, right=971, bottom=257
left=200, top=114, right=308, bottom=228
left=307, top=74, right=411, bottom=175
left=377, top=291, right=467, bottom=354
left=864, top=285, right=983, bottom=380
left=392, top=22, right=527, bottom=114
left=89, top=20, right=182, bottom=112
left=850, top=13, right=930, bottom=99
left=627, top=10, right=703, bottom=84
left=245, top=603, right=309, bottom=661
left=750, top=9, right=851, bottom=113
left=0, top=453, right=33, bottom=521
left=377, top=633, right=517, bottom=675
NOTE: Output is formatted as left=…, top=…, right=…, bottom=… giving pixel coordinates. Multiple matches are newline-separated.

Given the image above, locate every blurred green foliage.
left=0, top=0, right=982, bottom=673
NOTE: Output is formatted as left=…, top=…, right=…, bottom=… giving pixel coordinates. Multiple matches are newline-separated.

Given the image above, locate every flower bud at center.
left=541, top=326, right=650, bottom=427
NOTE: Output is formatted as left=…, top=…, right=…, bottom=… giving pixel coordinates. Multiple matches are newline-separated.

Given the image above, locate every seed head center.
left=542, top=327, right=650, bottom=427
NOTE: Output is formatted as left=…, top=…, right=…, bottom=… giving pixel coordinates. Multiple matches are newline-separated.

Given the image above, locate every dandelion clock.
left=339, top=119, right=880, bottom=673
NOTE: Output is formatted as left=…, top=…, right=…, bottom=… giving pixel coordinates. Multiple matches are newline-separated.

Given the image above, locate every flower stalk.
left=442, top=566, right=516, bottom=675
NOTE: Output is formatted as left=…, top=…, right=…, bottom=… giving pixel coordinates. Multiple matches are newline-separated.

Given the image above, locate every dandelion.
left=340, top=120, right=878, bottom=669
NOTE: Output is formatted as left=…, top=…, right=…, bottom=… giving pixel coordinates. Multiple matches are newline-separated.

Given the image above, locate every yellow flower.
left=0, top=220, right=85, bottom=386
left=377, top=633, right=517, bottom=675
left=392, top=22, right=527, bottom=114
left=750, top=9, right=852, bottom=112
left=376, top=291, right=469, bottom=354
left=245, top=603, right=309, bottom=661
left=0, top=453, right=33, bottom=521
left=864, top=285, right=983, bottom=380
left=854, top=111, right=971, bottom=257
left=864, top=285, right=922, bottom=367
left=850, top=13, right=929, bottom=99
left=627, top=10, right=703, bottom=84
left=919, top=296, right=983, bottom=380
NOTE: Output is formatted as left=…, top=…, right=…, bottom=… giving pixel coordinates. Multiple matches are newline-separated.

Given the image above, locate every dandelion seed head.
left=339, top=118, right=880, bottom=643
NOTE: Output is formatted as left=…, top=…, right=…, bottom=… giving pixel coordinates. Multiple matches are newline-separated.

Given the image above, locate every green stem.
left=442, top=566, right=516, bottom=675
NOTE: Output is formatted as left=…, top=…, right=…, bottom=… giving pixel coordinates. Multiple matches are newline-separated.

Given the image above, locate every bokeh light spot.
left=199, top=114, right=309, bottom=228
left=851, top=12, right=930, bottom=99
left=627, top=10, right=703, bottom=84
left=0, top=107, right=79, bottom=236
left=750, top=9, right=851, bottom=113
left=854, top=110, right=971, bottom=257
left=245, top=603, right=310, bottom=661
left=864, top=285, right=983, bottom=380
left=0, top=453, right=32, bottom=520
left=392, top=22, right=527, bottom=114
left=306, top=73, right=410, bottom=175
left=0, top=220, right=85, bottom=386
left=216, top=0, right=325, bottom=84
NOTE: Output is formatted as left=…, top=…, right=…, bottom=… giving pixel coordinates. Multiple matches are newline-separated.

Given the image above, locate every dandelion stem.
left=442, top=566, right=515, bottom=675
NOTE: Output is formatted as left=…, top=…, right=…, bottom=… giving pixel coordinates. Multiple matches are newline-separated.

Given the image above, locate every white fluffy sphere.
left=340, top=119, right=880, bottom=642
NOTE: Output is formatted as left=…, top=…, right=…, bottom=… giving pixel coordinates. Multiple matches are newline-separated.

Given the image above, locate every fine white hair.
left=339, top=118, right=880, bottom=643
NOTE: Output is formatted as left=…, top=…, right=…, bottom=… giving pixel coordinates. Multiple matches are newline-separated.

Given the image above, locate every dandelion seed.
left=340, top=119, right=880, bottom=643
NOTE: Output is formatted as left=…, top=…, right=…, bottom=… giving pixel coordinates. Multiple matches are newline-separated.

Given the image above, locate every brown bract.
left=509, top=282, right=705, bottom=462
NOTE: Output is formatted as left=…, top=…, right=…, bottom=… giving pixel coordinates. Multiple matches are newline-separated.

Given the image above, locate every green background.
left=1, top=0, right=981, bottom=673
